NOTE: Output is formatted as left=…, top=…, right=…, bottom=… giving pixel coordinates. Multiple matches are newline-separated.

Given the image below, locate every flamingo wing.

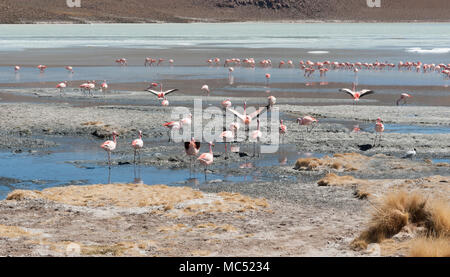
left=248, top=107, right=267, bottom=120
left=195, top=142, right=201, bottom=150
left=146, top=89, right=160, bottom=96
left=163, top=89, right=178, bottom=95
left=227, top=108, right=246, bottom=122
left=339, top=88, right=356, bottom=98
left=359, top=89, right=375, bottom=98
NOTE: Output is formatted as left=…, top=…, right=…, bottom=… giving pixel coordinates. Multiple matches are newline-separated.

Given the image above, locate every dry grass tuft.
left=409, top=237, right=450, bottom=257
left=352, top=191, right=450, bottom=252
left=294, top=158, right=323, bottom=170
left=294, top=153, right=370, bottom=172
left=317, top=173, right=369, bottom=187
left=6, top=184, right=204, bottom=208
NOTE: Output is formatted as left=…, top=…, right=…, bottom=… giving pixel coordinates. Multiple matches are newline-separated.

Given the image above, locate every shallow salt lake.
left=0, top=138, right=313, bottom=199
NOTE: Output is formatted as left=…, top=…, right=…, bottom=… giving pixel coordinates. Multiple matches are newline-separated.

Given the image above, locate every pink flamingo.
left=265, top=73, right=271, bottom=86
left=180, top=113, right=192, bottom=127
left=197, top=141, right=215, bottom=179
left=220, top=124, right=237, bottom=155
left=184, top=138, right=201, bottom=173
left=65, top=66, right=74, bottom=74
left=56, top=81, right=67, bottom=95
left=339, top=83, right=375, bottom=106
left=279, top=120, right=287, bottom=143
left=14, top=66, right=20, bottom=72
left=228, top=67, right=234, bottom=84
left=267, top=96, right=276, bottom=110
left=131, top=130, right=144, bottom=164
left=221, top=99, right=232, bottom=110
left=37, top=65, right=47, bottom=73
left=251, top=118, right=263, bottom=157
left=297, top=116, right=319, bottom=134
left=101, top=131, right=119, bottom=168
left=146, top=83, right=178, bottom=99
left=227, top=101, right=266, bottom=127
left=373, top=117, right=385, bottom=146
left=163, top=120, right=181, bottom=142
left=101, top=80, right=108, bottom=94
left=396, top=93, right=412, bottom=106
left=161, top=97, right=169, bottom=106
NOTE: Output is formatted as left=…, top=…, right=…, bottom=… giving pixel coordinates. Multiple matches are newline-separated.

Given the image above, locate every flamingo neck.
left=209, top=144, right=213, bottom=154
left=113, top=135, right=117, bottom=143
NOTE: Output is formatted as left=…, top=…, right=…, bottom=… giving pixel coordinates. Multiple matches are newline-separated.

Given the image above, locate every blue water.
left=1, top=66, right=449, bottom=93
left=1, top=23, right=450, bottom=53
left=0, top=148, right=256, bottom=200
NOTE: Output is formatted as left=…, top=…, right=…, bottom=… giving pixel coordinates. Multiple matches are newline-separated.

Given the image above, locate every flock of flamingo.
left=12, top=55, right=443, bottom=177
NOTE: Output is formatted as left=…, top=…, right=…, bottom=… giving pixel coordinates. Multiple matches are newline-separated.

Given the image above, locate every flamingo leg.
left=108, top=151, right=111, bottom=169
left=134, top=149, right=136, bottom=164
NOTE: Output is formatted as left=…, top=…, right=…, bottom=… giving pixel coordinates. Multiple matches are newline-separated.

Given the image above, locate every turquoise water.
left=1, top=23, right=450, bottom=52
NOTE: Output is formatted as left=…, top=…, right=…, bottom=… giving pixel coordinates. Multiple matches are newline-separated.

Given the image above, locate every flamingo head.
left=209, top=141, right=215, bottom=147
left=376, top=117, right=382, bottom=122
left=138, top=130, right=142, bottom=136
left=296, top=118, right=303, bottom=124
left=112, top=131, right=119, bottom=136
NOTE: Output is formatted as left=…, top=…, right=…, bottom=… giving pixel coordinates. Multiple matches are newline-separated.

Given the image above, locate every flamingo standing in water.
left=251, top=118, right=263, bottom=157
left=228, top=67, right=234, bottom=84
left=265, top=73, right=271, bottom=86
left=339, top=83, right=375, bottom=106
left=56, top=81, right=67, bottom=95
left=267, top=96, right=276, bottom=110
left=373, top=117, right=385, bottom=146
left=163, top=120, right=181, bottom=142
left=202, top=84, right=211, bottom=104
left=197, top=141, right=215, bottom=179
left=37, top=65, right=47, bottom=73
left=65, top=66, right=74, bottom=74
left=184, top=138, right=201, bottom=173
left=279, top=120, right=287, bottom=143
left=131, top=130, right=144, bottom=164
left=101, top=80, right=108, bottom=94
left=297, top=116, right=319, bottom=137
left=220, top=127, right=236, bottom=155
left=396, top=93, right=412, bottom=106
left=101, top=131, right=119, bottom=168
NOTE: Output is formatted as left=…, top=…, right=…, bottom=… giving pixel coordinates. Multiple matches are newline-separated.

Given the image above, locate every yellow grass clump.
left=352, top=191, right=450, bottom=254
left=409, top=237, right=450, bottom=257
left=294, top=153, right=370, bottom=172
left=317, top=173, right=370, bottom=187
left=7, top=184, right=204, bottom=208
